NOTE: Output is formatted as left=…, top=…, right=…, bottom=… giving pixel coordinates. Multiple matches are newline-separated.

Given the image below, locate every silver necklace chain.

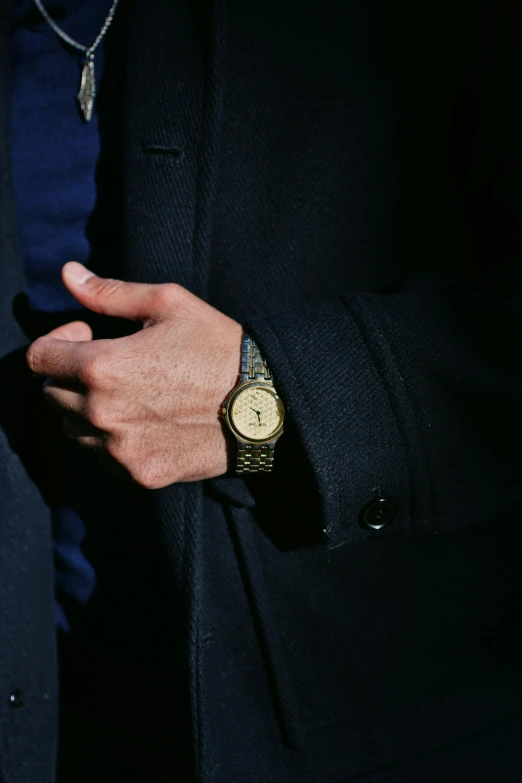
left=31, top=0, right=121, bottom=122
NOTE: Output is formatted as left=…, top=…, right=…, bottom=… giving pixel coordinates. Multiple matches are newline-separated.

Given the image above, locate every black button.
left=9, top=690, right=24, bottom=708
left=360, top=498, right=396, bottom=531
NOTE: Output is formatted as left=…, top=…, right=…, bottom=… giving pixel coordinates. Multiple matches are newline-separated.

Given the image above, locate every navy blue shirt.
left=10, top=0, right=119, bottom=627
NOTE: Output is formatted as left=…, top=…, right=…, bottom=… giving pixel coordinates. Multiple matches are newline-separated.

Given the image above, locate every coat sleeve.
left=244, top=28, right=522, bottom=548
left=245, top=270, right=522, bottom=547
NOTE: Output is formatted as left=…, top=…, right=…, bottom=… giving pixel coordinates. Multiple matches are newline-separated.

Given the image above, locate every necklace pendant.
left=77, top=57, right=96, bottom=122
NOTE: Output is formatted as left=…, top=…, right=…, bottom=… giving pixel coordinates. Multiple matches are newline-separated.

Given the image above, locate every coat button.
left=9, top=690, right=24, bottom=708
left=360, top=498, right=396, bottom=531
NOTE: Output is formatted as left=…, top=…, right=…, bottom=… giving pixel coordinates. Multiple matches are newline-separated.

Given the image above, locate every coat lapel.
left=122, top=2, right=228, bottom=780
left=122, top=0, right=227, bottom=299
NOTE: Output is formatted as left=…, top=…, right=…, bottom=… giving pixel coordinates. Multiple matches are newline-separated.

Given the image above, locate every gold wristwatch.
left=222, top=335, right=285, bottom=473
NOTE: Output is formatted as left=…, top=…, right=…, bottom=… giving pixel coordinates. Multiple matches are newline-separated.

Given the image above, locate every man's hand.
left=27, top=262, right=243, bottom=487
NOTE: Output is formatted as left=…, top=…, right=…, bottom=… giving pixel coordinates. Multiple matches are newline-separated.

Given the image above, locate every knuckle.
left=156, top=283, right=182, bottom=309
left=163, top=282, right=183, bottom=298
left=79, top=356, right=104, bottom=386
left=106, top=437, right=125, bottom=463
left=84, top=400, right=108, bottom=430
left=131, top=461, right=166, bottom=490
left=92, top=278, right=126, bottom=304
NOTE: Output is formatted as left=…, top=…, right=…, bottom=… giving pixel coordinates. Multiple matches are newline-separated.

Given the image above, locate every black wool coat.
left=1, top=1, right=521, bottom=782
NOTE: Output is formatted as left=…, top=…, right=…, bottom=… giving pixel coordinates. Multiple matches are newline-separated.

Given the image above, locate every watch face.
left=230, top=386, right=284, bottom=441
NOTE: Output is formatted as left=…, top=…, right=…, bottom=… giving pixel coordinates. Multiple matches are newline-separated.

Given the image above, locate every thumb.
left=44, top=320, right=93, bottom=342
left=62, top=262, right=160, bottom=321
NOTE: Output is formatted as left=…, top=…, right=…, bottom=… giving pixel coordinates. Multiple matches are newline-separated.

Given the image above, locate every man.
left=1, top=0, right=521, bottom=781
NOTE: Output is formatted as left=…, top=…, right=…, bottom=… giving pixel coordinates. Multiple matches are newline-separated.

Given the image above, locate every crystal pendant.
left=77, top=57, right=96, bottom=122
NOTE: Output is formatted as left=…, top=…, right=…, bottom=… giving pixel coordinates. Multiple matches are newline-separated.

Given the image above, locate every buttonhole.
left=142, top=145, right=184, bottom=162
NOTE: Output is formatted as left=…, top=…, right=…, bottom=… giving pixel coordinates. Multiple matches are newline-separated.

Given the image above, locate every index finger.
left=27, top=337, right=95, bottom=383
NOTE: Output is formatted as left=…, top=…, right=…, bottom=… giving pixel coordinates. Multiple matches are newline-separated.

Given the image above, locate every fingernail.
left=65, top=262, right=94, bottom=284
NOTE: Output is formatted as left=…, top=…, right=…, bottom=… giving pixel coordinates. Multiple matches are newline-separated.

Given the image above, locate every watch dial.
left=230, top=387, right=284, bottom=441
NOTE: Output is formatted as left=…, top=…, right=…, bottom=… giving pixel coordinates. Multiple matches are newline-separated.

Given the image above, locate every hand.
left=27, top=262, right=243, bottom=487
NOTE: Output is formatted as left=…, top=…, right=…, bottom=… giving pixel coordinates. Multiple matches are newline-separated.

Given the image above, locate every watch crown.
left=221, top=407, right=227, bottom=415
